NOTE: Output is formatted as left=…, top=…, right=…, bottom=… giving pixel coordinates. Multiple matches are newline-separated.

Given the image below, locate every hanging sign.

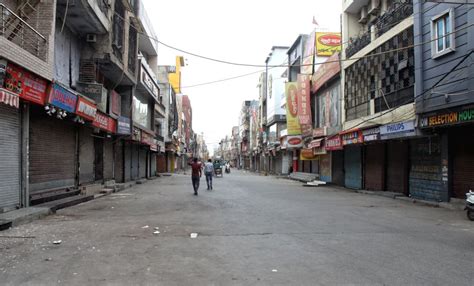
left=312, top=127, right=327, bottom=138
left=300, top=148, right=318, bottom=160
left=309, top=138, right=324, bottom=149
left=48, top=82, right=78, bottom=112
left=5, top=63, right=47, bottom=105
left=76, top=96, right=97, bottom=121
left=93, top=111, right=116, bottom=133
left=325, top=135, right=343, bottom=151
left=110, top=90, right=121, bottom=116
left=285, top=82, right=301, bottom=135
left=287, top=135, right=303, bottom=149
left=362, top=127, right=380, bottom=142
left=315, top=32, right=342, bottom=56
left=297, top=74, right=312, bottom=125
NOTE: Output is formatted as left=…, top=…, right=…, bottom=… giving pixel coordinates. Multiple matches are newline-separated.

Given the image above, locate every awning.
left=0, top=88, right=20, bottom=109
left=309, top=138, right=324, bottom=149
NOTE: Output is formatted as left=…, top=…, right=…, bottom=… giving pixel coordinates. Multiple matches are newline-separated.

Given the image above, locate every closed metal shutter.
left=139, top=148, right=147, bottom=178
left=386, top=141, right=408, bottom=194
left=331, top=150, right=344, bottom=186
left=79, top=128, right=94, bottom=185
left=344, top=145, right=362, bottom=189
left=131, top=144, right=139, bottom=179
left=452, top=127, right=474, bottom=199
left=364, top=143, right=385, bottom=191
left=0, top=105, right=20, bottom=211
left=150, top=153, right=156, bottom=176
left=29, top=112, right=75, bottom=193
left=104, top=140, right=114, bottom=180
left=115, top=140, right=125, bottom=183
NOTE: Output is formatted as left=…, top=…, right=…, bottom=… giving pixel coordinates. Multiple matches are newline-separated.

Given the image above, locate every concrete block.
left=0, top=207, right=51, bottom=228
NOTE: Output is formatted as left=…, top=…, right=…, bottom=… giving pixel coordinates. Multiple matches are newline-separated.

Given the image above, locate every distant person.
left=204, top=159, right=214, bottom=190
left=188, top=158, right=202, bottom=196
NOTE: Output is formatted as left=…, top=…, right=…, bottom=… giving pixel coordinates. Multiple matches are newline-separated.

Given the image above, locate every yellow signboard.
left=285, top=82, right=301, bottom=135
left=315, top=32, right=342, bottom=56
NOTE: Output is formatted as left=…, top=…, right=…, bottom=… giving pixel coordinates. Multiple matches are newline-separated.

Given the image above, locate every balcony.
left=375, top=0, right=413, bottom=37
left=0, top=3, right=47, bottom=61
left=56, top=0, right=109, bottom=35
left=374, top=86, right=414, bottom=113
left=346, top=31, right=371, bottom=58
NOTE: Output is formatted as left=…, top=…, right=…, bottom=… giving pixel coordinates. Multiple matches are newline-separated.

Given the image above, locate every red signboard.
left=5, top=64, right=47, bottom=105
left=297, top=74, right=312, bottom=125
left=141, top=130, right=155, bottom=146
left=110, top=90, right=121, bottom=116
left=311, top=52, right=341, bottom=93
left=93, top=111, right=116, bottom=133
left=341, top=130, right=363, bottom=145
left=325, top=135, right=343, bottom=151
left=76, top=96, right=97, bottom=121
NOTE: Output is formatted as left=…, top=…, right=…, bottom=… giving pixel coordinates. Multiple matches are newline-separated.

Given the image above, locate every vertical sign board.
left=301, top=29, right=316, bottom=75
left=285, top=82, right=301, bottom=136
left=297, top=74, right=312, bottom=137
left=110, top=90, right=121, bottom=116
left=117, top=116, right=131, bottom=135
left=5, top=63, right=48, bottom=105
left=48, top=83, right=78, bottom=113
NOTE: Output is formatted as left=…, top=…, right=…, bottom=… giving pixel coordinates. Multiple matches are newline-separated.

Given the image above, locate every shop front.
left=325, top=134, right=344, bottom=186
left=362, top=127, right=385, bottom=192
left=92, top=111, right=117, bottom=183
left=341, top=130, right=363, bottom=189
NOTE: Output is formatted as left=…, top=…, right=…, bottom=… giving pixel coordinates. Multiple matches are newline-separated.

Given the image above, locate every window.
left=431, top=9, right=455, bottom=58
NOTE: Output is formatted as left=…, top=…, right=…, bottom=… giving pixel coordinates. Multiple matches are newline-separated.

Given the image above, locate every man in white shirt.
left=204, top=159, right=214, bottom=190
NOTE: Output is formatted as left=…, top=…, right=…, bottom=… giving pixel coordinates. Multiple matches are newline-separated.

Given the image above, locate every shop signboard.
left=315, top=32, right=342, bottom=56
left=78, top=82, right=107, bottom=112
left=301, top=29, right=316, bottom=75
left=5, top=63, right=47, bottom=105
left=300, top=148, right=318, bottom=160
left=341, top=130, right=363, bottom=145
left=93, top=111, right=116, bottom=133
left=285, top=82, right=301, bottom=135
left=48, top=82, right=78, bottom=112
left=110, top=90, right=121, bottom=116
left=0, top=88, right=20, bottom=108
left=325, top=135, right=343, bottom=151
left=362, top=127, right=380, bottom=142
left=311, top=52, right=340, bottom=93
left=287, top=135, right=303, bottom=149
left=420, top=106, right=474, bottom=128
left=141, top=130, right=155, bottom=146
left=76, top=96, right=97, bottom=121
left=309, top=138, right=324, bottom=149
left=380, top=120, right=415, bottom=140
left=313, top=146, right=327, bottom=155
left=140, top=64, right=159, bottom=101
left=312, top=127, right=327, bottom=138
left=117, top=116, right=131, bottom=135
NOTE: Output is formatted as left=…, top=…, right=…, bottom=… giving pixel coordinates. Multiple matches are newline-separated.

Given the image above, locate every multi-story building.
left=265, top=46, right=289, bottom=175
left=238, top=100, right=251, bottom=169
left=412, top=0, right=474, bottom=202
left=341, top=0, right=415, bottom=192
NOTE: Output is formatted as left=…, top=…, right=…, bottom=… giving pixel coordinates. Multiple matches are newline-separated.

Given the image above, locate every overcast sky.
left=143, top=0, right=342, bottom=155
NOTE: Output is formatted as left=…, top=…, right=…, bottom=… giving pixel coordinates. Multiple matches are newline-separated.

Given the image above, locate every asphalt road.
left=1, top=170, right=474, bottom=286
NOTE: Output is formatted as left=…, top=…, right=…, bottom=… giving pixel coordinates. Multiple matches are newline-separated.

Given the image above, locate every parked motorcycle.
left=465, top=190, right=474, bottom=221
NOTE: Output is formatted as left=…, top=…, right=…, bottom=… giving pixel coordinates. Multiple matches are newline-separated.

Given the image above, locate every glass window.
left=431, top=9, right=454, bottom=58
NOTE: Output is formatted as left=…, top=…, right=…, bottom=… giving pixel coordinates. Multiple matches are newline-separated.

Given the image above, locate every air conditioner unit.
left=359, top=6, right=368, bottom=24
left=368, top=0, right=380, bottom=15
left=86, top=34, right=97, bottom=43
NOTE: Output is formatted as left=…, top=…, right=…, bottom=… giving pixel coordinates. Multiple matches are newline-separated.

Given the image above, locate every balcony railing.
left=345, top=31, right=371, bottom=58
left=0, top=4, right=47, bottom=61
left=374, top=86, right=414, bottom=113
left=375, top=0, right=413, bottom=37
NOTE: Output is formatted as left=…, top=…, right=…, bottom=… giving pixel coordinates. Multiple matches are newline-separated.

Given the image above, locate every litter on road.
left=190, top=233, right=198, bottom=238
left=153, top=231, right=160, bottom=235
left=52, top=240, right=62, bottom=244
left=141, top=225, right=149, bottom=229
left=272, top=269, right=278, bottom=273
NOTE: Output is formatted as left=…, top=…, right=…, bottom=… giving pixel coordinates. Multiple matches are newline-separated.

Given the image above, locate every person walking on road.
left=204, top=159, right=214, bottom=190
left=188, top=158, right=202, bottom=196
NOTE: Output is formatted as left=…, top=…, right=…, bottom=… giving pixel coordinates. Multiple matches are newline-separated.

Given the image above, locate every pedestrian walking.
left=188, top=158, right=202, bottom=196
left=204, top=159, right=214, bottom=190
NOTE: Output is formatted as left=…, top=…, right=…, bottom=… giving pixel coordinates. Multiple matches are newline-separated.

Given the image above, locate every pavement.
left=1, top=170, right=474, bottom=285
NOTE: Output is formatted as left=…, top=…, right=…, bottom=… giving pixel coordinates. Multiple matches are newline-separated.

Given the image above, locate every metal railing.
left=375, top=0, right=413, bottom=37
left=346, top=31, right=371, bottom=58
left=0, top=3, right=47, bottom=61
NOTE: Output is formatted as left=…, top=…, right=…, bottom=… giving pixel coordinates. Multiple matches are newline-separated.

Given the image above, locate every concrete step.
left=136, top=179, right=147, bottom=184
left=36, top=195, right=94, bottom=213
left=0, top=219, right=12, bottom=231
left=30, top=189, right=80, bottom=206
left=0, top=207, right=51, bottom=229
left=80, top=183, right=104, bottom=196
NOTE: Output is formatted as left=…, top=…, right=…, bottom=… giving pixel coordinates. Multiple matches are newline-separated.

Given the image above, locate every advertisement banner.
left=76, top=96, right=97, bottom=121
left=285, top=82, right=301, bottom=135
left=287, top=135, right=303, bottom=149
left=311, top=52, right=340, bottom=93
left=315, top=32, right=342, bottom=56
left=48, top=82, right=78, bottom=112
left=297, top=74, right=312, bottom=136
left=117, top=116, right=131, bottom=135
left=93, top=111, right=116, bottom=133
left=325, top=135, right=343, bottom=151
left=5, top=63, right=47, bottom=105
left=300, top=148, right=318, bottom=160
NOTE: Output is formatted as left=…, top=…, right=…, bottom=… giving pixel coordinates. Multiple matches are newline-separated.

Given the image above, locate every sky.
left=143, top=0, right=342, bottom=155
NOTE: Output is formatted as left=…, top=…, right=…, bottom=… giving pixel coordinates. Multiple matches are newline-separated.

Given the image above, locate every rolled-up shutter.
left=0, top=105, right=20, bottom=210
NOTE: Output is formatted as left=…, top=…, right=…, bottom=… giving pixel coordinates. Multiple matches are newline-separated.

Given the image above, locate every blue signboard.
left=117, top=116, right=131, bottom=135
left=48, top=82, right=78, bottom=112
